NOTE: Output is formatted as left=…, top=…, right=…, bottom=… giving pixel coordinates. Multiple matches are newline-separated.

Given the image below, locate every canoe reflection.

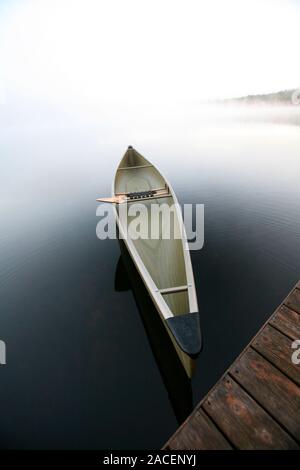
left=115, top=240, right=193, bottom=424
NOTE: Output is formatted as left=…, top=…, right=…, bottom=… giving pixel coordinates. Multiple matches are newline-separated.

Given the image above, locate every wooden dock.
left=164, top=281, right=300, bottom=450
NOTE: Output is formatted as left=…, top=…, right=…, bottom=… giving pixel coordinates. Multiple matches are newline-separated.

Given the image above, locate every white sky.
left=0, top=0, right=299, bottom=109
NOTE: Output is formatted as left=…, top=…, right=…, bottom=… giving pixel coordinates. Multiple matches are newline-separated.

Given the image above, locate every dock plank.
left=270, top=305, right=300, bottom=340
left=164, top=281, right=300, bottom=450
left=167, top=409, right=232, bottom=450
left=285, top=288, right=300, bottom=314
left=252, top=324, right=300, bottom=386
left=230, top=348, right=300, bottom=440
left=202, top=376, right=298, bottom=449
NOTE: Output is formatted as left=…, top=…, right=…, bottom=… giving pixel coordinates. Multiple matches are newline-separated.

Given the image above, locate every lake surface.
left=0, top=103, right=300, bottom=448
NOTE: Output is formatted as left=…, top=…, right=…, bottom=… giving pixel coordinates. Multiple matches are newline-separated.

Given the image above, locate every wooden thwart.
left=164, top=280, right=300, bottom=450
left=159, top=285, right=188, bottom=295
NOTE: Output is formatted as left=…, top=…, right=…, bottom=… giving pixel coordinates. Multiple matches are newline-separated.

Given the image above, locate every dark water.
left=0, top=105, right=300, bottom=449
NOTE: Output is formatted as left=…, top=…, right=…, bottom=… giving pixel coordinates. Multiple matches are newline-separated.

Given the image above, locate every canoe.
left=97, top=146, right=202, bottom=377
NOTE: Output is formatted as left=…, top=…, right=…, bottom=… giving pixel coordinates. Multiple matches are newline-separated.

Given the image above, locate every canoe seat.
left=117, top=164, right=153, bottom=170
left=127, top=190, right=156, bottom=200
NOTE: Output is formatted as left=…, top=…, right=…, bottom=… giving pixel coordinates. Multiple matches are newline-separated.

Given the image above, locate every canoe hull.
left=112, top=147, right=201, bottom=377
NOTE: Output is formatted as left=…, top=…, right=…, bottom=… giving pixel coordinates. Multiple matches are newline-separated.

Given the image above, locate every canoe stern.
left=166, top=312, right=202, bottom=358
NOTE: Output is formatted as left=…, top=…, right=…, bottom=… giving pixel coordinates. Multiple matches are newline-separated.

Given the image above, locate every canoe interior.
left=115, top=148, right=189, bottom=316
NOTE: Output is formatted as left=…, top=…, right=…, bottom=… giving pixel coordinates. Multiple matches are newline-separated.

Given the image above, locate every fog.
left=0, top=0, right=299, bottom=117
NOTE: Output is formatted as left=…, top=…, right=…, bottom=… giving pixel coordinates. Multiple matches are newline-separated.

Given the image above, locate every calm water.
left=1, top=103, right=300, bottom=449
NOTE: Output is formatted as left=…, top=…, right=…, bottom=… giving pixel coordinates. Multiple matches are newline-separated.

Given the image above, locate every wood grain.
left=203, top=376, right=298, bottom=449
left=270, top=305, right=300, bottom=340
left=252, top=324, right=300, bottom=386
left=167, top=409, right=232, bottom=450
left=164, top=282, right=300, bottom=450
left=230, top=348, right=300, bottom=439
left=285, top=288, right=300, bottom=314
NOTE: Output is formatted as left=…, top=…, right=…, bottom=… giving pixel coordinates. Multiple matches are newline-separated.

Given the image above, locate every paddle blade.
left=96, top=195, right=126, bottom=204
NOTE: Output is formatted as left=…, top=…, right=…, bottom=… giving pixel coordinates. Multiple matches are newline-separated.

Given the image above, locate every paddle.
left=96, top=187, right=172, bottom=204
